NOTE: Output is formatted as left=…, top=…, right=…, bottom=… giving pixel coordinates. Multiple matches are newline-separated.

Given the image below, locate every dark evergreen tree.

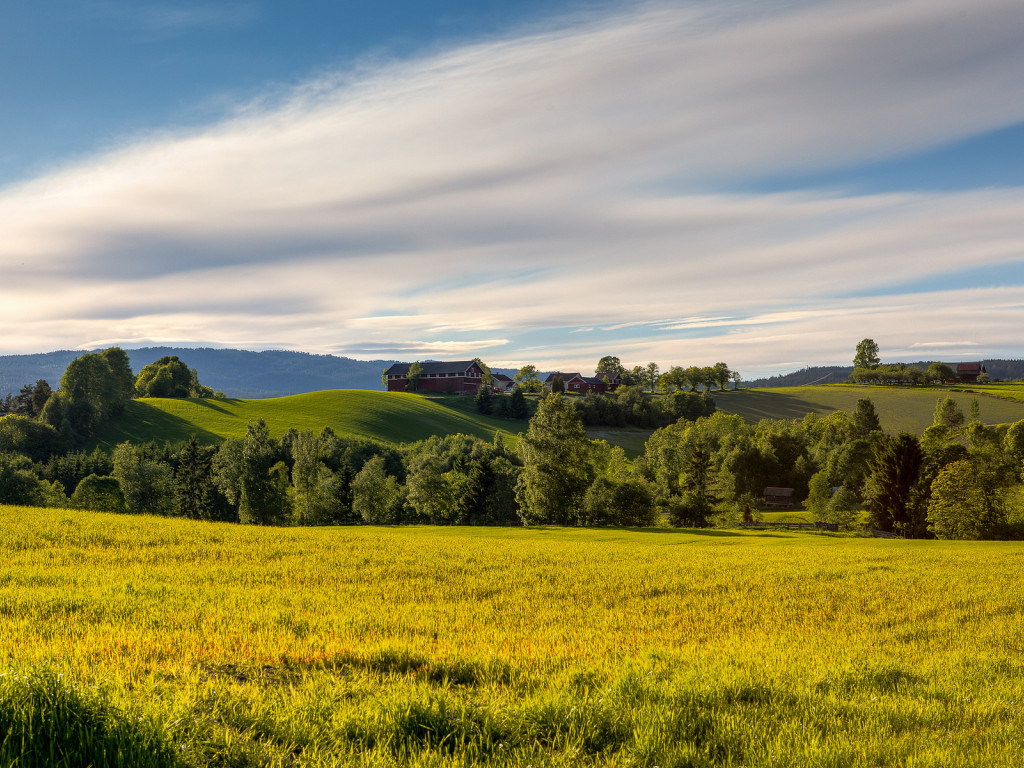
left=852, top=398, right=882, bottom=438
left=174, top=436, right=231, bottom=520
left=30, top=380, right=52, bottom=416
left=510, top=388, right=529, bottom=419
left=865, top=432, right=926, bottom=536
left=475, top=384, right=493, bottom=414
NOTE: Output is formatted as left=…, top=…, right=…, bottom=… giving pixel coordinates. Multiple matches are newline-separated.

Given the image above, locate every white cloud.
left=1, top=0, right=1024, bottom=377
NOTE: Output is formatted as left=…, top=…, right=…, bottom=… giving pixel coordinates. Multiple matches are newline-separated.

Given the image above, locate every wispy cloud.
left=2, top=0, right=1024, bottom=375
left=119, top=3, right=258, bottom=36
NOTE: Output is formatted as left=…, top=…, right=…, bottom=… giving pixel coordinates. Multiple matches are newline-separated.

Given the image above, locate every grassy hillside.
left=2, top=506, right=1021, bottom=766
left=91, top=390, right=525, bottom=449
left=715, top=384, right=1024, bottom=432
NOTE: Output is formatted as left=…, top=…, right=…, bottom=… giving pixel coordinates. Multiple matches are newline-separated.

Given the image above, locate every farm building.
left=384, top=361, right=486, bottom=394
left=954, top=362, right=987, bottom=384
left=491, top=373, right=515, bottom=392
left=544, top=371, right=620, bottom=393
left=764, top=487, right=795, bottom=508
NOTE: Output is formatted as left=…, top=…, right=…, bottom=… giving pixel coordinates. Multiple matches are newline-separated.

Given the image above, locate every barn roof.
left=956, top=362, right=983, bottom=374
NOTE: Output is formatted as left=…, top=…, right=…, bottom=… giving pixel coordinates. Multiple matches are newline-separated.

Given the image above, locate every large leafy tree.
left=71, top=474, right=125, bottom=514
left=926, top=362, right=955, bottom=383
left=596, top=356, right=625, bottom=375
left=514, top=365, right=542, bottom=393
left=352, top=455, right=405, bottom=523
left=472, top=358, right=493, bottom=387
left=927, top=459, right=1005, bottom=539
left=517, top=393, right=594, bottom=525
left=214, top=419, right=289, bottom=524
left=712, top=362, right=732, bottom=390
left=853, top=338, right=881, bottom=369
left=658, top=366, right=687, bottom=392
left=40, top=348, right=136, bottom=442
left=112, top=442, right=174, bottom=516
left=136, top=356, right=212, bottom=398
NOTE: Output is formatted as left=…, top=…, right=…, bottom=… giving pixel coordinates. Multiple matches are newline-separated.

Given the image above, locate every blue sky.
left=2, top=0, right=1023, bottom=377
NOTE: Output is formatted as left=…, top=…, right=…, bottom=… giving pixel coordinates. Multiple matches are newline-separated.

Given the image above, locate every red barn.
left=955, top=362, right=986, bottom=384
left=384, top=360, right=486, bottom=394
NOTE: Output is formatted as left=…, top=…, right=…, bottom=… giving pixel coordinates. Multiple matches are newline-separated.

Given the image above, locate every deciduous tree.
left=514, top=365, right=542, bottom=393
left=517, top=393, right=594, bottom=525
left=406, top=361, right=422, bottom=392
left=352, top=455, right=405, bottom=523
left=854, top=338, right=881, bottom=369
left=927, top=459, right=1005, bottom=539
left=112, top=442, right=173, bottom=516
left=596, top=356, right=625, bottom=375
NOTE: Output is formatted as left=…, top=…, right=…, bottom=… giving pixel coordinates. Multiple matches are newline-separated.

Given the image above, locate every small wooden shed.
left=764, top=487, right=795, bottom=508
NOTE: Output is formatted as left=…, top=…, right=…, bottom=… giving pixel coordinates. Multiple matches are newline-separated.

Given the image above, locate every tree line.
left=850, top=338, right=988, bottom=385
left=3, top=347, right=1023, bottom=539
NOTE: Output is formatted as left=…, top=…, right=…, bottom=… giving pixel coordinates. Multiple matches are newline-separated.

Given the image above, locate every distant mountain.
left=745, top=360, right=1024, bottom=388
left=0, top=347, right=401, bottom=399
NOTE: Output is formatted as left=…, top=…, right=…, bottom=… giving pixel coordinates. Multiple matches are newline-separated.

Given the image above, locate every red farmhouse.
left=385, top=360, right=486, bottom=394
left=544, top=371, right=620, bottom=394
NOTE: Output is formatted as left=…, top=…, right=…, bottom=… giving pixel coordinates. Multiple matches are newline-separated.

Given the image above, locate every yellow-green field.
left=2, top=506, right=1022, bottom=766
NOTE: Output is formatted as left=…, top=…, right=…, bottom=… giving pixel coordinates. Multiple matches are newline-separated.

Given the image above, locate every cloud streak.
left=2, top=0, right=1024, bottom=375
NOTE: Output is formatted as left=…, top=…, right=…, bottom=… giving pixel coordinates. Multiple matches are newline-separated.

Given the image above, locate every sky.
left=2, top=0, right=1024, bottom=378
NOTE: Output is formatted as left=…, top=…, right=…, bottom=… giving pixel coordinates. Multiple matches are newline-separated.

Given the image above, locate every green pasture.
left=716, top=384, right=1024, bottom=432
left=90, top=390, right=524, bottom=450
left=939, top=383, right=1024, bottom=403
left=584, top=426, right=652, bottom=458
left=1, top=506, right=1022, bottom=766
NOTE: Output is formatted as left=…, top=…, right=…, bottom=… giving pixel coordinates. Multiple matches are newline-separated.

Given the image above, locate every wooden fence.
left=740, top=521, right=839, bottom=532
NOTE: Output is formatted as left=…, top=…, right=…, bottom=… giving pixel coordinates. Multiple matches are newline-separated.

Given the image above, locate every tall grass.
left=1, top=505, right=1021, bottom=766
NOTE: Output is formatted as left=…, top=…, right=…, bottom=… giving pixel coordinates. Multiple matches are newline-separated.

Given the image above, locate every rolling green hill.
left=89, top=384, right=1024, bottom=454
left=90, top=390, right=525, bottom=450
left=715, top=384, right=1024, bottom=432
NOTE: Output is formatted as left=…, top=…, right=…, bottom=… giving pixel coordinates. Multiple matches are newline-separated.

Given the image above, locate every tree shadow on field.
left=91, top=400, right=223, bottom=449
left=189, top=398, right=239, bottom=415
left=630, top=528, right=796, bottom=539
left=718, top=390, right=833, bottom=423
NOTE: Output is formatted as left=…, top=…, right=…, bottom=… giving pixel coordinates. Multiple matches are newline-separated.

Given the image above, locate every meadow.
left=2, top=505, right=1022, bottom=766
left=715, top=384, right=1024, bottom=432
left=89, top=386, right=1024, bottom=464
left=90, top=390, right=523, bottom=451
